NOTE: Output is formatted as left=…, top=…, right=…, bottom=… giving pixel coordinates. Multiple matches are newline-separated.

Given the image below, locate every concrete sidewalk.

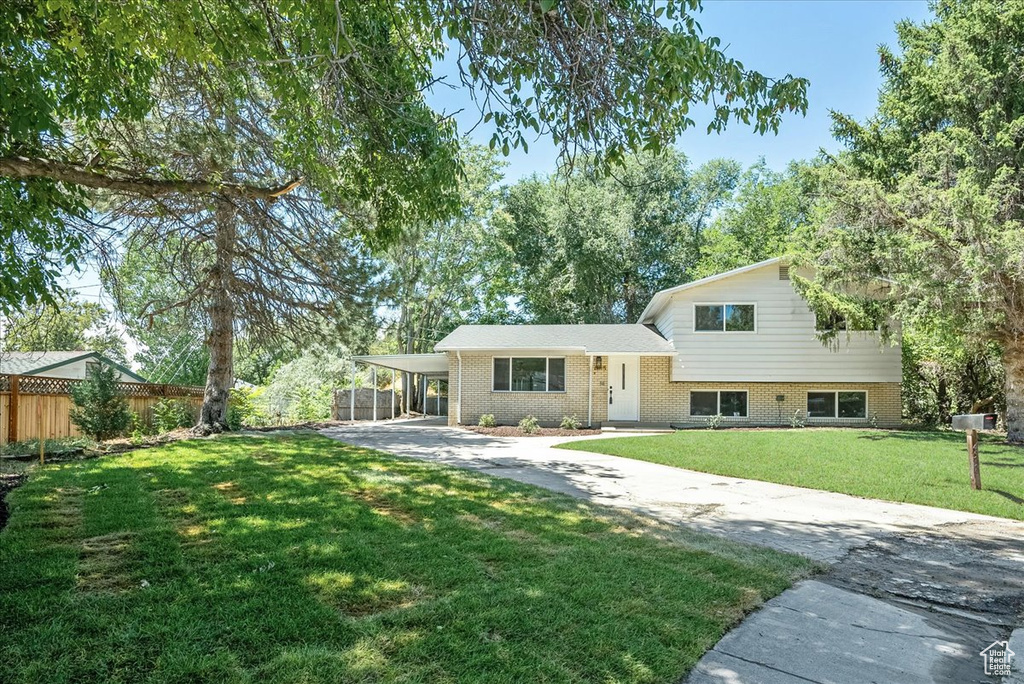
left=321, top=420, right=1024, bottom=683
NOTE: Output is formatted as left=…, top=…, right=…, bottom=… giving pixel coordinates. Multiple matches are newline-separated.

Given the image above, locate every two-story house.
left=357, top=258, right=901, bottom=428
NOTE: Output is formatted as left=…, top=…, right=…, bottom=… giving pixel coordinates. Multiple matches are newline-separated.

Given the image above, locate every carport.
left=347, top=353, right=449, bottom=420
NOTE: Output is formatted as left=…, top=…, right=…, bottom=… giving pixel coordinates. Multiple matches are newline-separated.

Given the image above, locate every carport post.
left=391, top=370, right=395, bottom=420
left=372, top=366, right=378, bottom=422
left=456, top=351, right=462, bottom=424
left=350, top=360, right=356, bottom=421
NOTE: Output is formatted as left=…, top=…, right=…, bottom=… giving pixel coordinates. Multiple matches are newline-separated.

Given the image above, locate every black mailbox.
left=951, top=413, right=997, bottom=431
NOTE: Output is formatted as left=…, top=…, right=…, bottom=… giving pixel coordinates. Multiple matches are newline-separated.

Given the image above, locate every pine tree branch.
left=0, top=155, right=303, bottom=201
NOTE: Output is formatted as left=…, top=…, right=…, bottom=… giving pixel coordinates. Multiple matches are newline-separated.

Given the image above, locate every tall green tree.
left=799, top=0, right=1024, bottom=440
left=1, top=297, right=126, bottom=361
left=696, top=159, right=815, bottom=278
left=386, top=144, right=507, bottom=354
left=491, top=151, right=739, bottom=322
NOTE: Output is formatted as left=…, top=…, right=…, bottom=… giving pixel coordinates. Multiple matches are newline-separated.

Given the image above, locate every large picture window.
left=493, top=357, right=566, bottom=392
left=807, top=391, right=867, bottom=418
left=690, top=390, right=748, bottom=417
left=694, top=304, right=756, bottom=332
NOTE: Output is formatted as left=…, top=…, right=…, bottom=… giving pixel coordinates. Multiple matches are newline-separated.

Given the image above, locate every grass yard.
left=0, top=433, right=814, bottom=684
left=560, top=429, right=1024, bottom=520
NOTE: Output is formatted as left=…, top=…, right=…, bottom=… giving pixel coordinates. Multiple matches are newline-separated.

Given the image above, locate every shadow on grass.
left=989, top=489, right=1024, bottom=505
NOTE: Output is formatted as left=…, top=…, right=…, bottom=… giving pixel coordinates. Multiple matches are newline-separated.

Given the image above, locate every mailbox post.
left=951, top=413, right=997, bottom=490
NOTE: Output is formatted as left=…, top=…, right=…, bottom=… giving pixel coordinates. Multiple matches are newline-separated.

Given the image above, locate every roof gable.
left=1, top=351, right=148, bottom=383
left=638, top=258, right=784, bottom=324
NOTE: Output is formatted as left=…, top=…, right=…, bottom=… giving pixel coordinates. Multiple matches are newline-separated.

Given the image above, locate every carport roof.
left=353, top=353, right=449, bottom=378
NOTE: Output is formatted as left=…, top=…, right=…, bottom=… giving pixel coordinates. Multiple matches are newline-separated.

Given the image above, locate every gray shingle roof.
left=434, top=324, right=675, bottom=354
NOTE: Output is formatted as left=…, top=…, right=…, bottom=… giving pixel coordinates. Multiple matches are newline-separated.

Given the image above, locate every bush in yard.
left=262, top=350, right=351, bottom=422
left=128, top=412, right=150, bottom=444
left=478, top=414, right=497, bottom=428
left=227, top=386, right=267, bottom=430
left=69, top=364, right=133, bottom=440
left=518, top=415, right=539, bottom=434
left=704, top=413, right=723, bottom=430
left=789, top=410, right=806, bottom=428
left=288, top=385, right=333, bottom=422
left=560, top=414, right=582, bottom=430
left=152, top=398, right=196, bottom=433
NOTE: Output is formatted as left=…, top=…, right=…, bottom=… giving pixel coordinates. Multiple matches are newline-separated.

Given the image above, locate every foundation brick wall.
left=448, top=353, right=901, bottom=427
left=637, top=357, right=902, bottom=427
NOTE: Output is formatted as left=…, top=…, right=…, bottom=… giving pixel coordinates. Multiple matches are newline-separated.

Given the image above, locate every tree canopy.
left=2, top=0, right=808, bottom=316
left=1, top=297, right=127, bottom=362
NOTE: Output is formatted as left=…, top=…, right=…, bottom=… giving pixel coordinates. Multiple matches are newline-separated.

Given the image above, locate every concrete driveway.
left=321, top=419, right=1024, bottom=683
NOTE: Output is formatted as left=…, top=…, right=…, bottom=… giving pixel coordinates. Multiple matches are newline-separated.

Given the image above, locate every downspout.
left=456, top=351, right=463, bottom=425
left=588, top=355, right=594, bottom=428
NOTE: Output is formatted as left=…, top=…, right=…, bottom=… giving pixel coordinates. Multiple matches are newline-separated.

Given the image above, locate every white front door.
left=607, top=355, right=640, bottom=421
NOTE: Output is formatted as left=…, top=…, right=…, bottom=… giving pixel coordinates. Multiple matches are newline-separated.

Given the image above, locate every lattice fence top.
left=0, top=374, right=205, bottom=397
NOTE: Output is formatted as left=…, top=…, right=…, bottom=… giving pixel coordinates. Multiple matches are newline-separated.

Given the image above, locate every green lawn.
left=1, top=433, right=814, bottom=684
left=559, top=429, right=1024, bottom=520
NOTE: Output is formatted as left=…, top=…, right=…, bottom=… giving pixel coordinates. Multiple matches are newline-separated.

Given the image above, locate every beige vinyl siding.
left=655, top=264, right=901, bottom=383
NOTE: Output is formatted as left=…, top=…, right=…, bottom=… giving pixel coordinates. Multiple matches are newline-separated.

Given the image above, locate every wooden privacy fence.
left=1, top=375, right=204, bottom=444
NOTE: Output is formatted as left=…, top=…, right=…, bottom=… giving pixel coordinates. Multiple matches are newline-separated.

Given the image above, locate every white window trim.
left=491, top=356, right=567, bottom=393
left=689, top=389, right=749, bottom=418
left=692, top=302, right=758, bottom=333
left=805, top=390, right=869, bottom=419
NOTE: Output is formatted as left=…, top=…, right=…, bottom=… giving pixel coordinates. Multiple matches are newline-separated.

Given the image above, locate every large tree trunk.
left=196, top=199, right=236, bottom=433
left=1005, top=334, right=1024, bottom=443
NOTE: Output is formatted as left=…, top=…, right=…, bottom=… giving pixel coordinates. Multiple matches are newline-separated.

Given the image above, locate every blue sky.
left=427, top=0, right=932, bottom=179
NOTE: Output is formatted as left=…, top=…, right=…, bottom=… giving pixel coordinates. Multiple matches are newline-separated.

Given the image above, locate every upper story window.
left=493, top=357, right=566, bottom=392
left=694, top=304, right=756, bottom=332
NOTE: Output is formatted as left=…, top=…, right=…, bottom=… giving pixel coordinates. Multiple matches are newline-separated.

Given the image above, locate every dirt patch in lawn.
left=464, top=426, right=601, bottom=437
left=212, top=481, right=248, bottom=505
left=78, top=531, right=137, bottom=593
left=351, top=488, right=418, bottom=524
